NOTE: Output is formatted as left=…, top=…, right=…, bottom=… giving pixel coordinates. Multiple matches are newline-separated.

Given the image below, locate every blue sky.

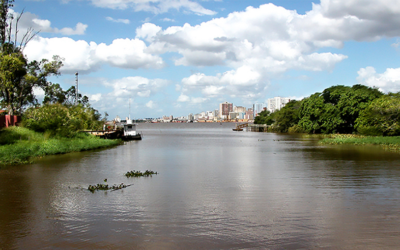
left=11, top=0, right=400, bottom=119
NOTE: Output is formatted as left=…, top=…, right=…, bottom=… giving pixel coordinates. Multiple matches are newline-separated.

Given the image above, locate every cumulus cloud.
left=9, top=10, right=87, bottom=36
left=87, top=76, right=169, bottom=114
left=177, top=93, right=207, bottom=104
left=106, top=17, right=130, bottom=24
left=133, top=0, right=400, bottom=103
left=24, top=37, right=165, bottom=73
left=357, top=67, right=400, bottom=93
left=146, top=100, right=155, bottom=108
left=89, top=0, right=216, bottom=15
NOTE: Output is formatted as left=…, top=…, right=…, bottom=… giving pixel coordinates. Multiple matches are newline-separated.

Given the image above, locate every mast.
left=129, top=98, right=131, bottom=120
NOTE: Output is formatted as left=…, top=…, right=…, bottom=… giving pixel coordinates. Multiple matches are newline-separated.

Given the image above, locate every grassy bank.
left=0, top=127, right=122, bottom=166
left=319, top=134, right=400, bottom=151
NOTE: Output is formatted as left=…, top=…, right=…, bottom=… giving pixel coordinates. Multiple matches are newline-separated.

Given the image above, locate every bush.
left=22, top=103, right=103, bottom=137
left=288, top=125, right=306, bottom=133
left=0, top=126, right=43, bottom=145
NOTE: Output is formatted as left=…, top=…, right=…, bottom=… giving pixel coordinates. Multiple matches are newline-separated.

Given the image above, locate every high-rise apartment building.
left=219, top=102, right=233, bottom=119
left=253, top=103, right=266, bottom=117
left=267, top=97, right=291, bottom=113
left=234, top=106, right=247, bottom=113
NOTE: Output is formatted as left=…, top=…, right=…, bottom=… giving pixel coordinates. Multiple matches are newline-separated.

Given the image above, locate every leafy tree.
left=254, top=110, right=275, bottom=125
left=335, top=84, right=382, bottom=133
left=0, top=50, right=63, bottom=115
left=23, top=103, right=103, bottom=137
left=298, top=85, right=382, bottom=134
left=355, top=94, right=400, bottom=136
left=43, top=84, right=89, bottom=106
left=273, top=100, right=302, bottom=133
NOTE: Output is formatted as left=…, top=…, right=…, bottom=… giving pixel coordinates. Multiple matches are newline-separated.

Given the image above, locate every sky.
left=10, top=0, right=400, bottom=119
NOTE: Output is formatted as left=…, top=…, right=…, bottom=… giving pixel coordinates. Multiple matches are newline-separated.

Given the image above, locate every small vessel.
left=123, top=118, right=142, bottom=140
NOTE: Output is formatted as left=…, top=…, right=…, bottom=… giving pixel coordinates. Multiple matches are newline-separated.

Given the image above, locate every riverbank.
left=0, top=127, right=122, bottom=166
left=318, top=134, right=400, bottom=151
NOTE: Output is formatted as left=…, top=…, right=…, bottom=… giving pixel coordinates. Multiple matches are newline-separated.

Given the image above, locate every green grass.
left=319, top=134, right=400, bottom=151
left=0, top=127, right=122, bottom=166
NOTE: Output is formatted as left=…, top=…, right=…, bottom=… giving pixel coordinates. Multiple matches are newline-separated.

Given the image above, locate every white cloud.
left=133, top=0, right=400, bottom=103
left=89, top=0, right=216, bottom=15
left=106, top=17, right=130, bottom=24
left=161, top=18, right=175, bottom=22
left=10, top=10, right=87, bottom=36
left=136, top=23, right=162, bottom=43
left=177, top=94, right=190, bottom=102
left=95, top=38, right=165, bottom=69
left=106, top=77, right=169, bottom=98
left=146, top=100, right=155, bottom=108
left=90, top=93, right=102, bottom=102
left=85, top=76, right=169, bottom=115
left=24, top=37, right=165, bottom=73
left=177, top=93, right=207, bottom=104
left=357, top=67, right=400, bottom=93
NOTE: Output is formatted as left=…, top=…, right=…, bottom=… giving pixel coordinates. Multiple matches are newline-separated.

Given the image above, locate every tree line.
left=255, top=84, right=400, bottom=136
left=0, top=0, right=104, bottom=136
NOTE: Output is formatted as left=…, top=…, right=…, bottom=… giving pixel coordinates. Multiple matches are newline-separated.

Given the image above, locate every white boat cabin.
left=124, top=119, right=138, bottom=136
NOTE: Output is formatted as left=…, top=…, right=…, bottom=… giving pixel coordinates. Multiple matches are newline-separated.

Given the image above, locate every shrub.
left=22, top=103, right=103, bottom=137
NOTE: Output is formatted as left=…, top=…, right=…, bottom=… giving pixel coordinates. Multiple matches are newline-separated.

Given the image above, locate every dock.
left=247, top=124, right=271, bottom=132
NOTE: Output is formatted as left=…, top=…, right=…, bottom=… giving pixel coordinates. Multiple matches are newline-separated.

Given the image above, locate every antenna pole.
left=75, top=72, right=79, bottom=104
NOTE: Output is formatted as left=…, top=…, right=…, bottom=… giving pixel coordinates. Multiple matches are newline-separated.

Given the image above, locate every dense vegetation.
left=255, top=84, right=400, bottom=136
left=0, top=1, right=118, bottom=166
left=0, top=127, right=121, bottom=166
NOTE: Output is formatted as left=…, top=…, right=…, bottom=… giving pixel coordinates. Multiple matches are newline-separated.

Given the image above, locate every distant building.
left=188, top=113, right=194, bottom=121
left=162, top=115, right=172, bottom=122
left=213, top=109, right=219, bottom=119
left=229, top=112, right=238, bottom=120
left=219, top=102, right=233, bottom=118
left=234, top=106, right=247, bottom=113
left=238, top=112, right=246, bottom=119
left=245, top=109, right=254, bottom=120
left=267, top=97, right=290, bottom=113
left=253, top=103, right=266, bottom=117
left=206, top=111, right=214, bottom=120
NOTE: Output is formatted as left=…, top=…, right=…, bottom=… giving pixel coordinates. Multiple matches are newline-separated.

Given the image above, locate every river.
left=1, top=123, right=400, bottom=249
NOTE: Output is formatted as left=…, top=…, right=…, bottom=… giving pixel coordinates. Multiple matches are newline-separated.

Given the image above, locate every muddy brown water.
left=1, top=123, right=400, bottom=249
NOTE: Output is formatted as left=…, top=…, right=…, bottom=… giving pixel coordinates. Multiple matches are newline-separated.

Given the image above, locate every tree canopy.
left=253, top=84, right=400, bottom=136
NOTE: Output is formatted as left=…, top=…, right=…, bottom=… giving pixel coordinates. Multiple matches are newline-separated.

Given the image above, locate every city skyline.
left=10, top=0, right=400, bottom=119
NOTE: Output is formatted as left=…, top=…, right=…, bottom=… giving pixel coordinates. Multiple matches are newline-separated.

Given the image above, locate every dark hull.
left=122, top=134, right=142, bottom=141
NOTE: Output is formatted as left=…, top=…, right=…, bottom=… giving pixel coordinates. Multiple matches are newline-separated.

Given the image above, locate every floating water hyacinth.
left=125, top=170, right=158, bottom=178
left=88, top=183, right=131, bottom=193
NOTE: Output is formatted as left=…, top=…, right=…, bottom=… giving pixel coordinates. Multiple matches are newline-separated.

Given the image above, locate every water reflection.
left=1, top=123, right=400, bottom=249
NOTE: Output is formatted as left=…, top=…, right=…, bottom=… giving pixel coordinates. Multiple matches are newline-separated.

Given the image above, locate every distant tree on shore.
left=298, top=85, right=382, bottom=134
left=355, top=94, right=400, bottom=136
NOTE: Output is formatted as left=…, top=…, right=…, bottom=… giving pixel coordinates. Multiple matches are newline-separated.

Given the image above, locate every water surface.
left=1, top=123, right=400, bottom=249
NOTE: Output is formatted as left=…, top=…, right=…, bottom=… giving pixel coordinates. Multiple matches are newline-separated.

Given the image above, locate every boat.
left=123, top=119, right=142, bottom=140
left=232, top=128, right=243, bottom=131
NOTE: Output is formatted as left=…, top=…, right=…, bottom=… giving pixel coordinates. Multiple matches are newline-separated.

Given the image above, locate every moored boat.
left=123, top=119, right=142, bottom=140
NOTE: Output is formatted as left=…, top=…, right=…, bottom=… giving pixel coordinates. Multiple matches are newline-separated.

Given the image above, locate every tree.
left=355, top=94, right=400, bottom=136
left=0, top=51, right=63, bottom=115
left=298, top=85, right=382, bottom=134
left=0, top=0, right=14, bottom=46
left=23, top=103, right=103, bottom=137
left=273, top=100, right=302, bottom=133
left=254, top=110, right=275, bottom=125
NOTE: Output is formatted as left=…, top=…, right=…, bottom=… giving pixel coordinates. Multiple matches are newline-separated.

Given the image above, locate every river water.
left=1, top=123, right=400, bottom=249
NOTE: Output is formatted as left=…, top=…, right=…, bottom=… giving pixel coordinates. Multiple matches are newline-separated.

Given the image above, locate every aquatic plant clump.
left=125, top=170, right=158, bottom=178
left=88, top=183, right=130, bottom=193
left=319, top=134, right=400, bottom=151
